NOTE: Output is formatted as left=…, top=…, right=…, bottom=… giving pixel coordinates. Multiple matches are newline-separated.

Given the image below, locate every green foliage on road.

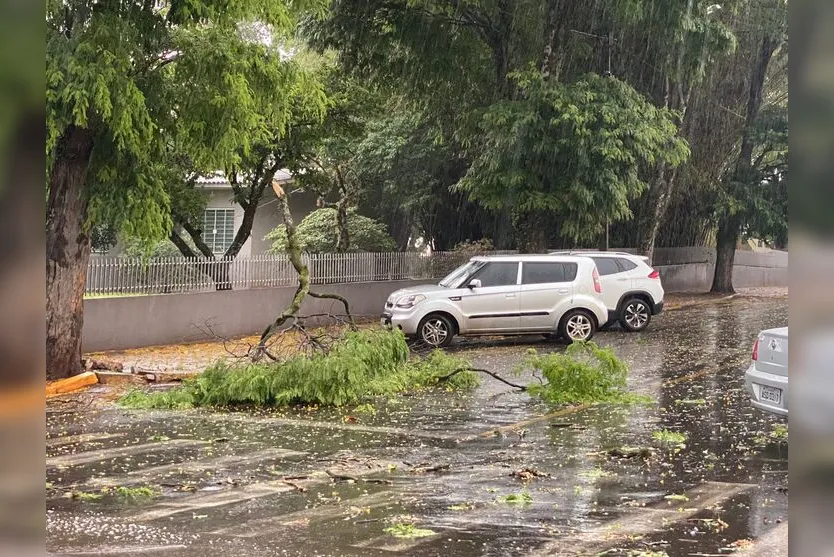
left=384, top=523, right=437, bottom=538
left=523, top=342, right=650, bottom=405
left=496, top=491, right=533, bottom=506
left=652, top=430, right=688, bottom=448
left=119, top=329, right=478, bottom=409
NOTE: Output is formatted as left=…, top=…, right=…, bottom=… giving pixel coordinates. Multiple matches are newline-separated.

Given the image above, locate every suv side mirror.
left=467, top=279, right=482, bottom=289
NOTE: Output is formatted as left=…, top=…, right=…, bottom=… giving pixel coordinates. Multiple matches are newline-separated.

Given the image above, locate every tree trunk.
left=639, top=164, right=678, bottom=265
left=710, top=35, right=777, bottom=293
left=513, top=209, right=549, bottom=253
left=711, top=215, right=740, bottom=293
left=335, top=201, right=350, bottom=252
left=46, top=125, right=95, bottom=380
left=257, top=186, right=310, bottom=351
left=539, top=0, right=571, bottom=82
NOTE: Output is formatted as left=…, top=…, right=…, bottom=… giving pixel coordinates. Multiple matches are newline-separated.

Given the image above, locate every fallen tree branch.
left=308, top=291, right=356, bottom=329
left=438, top=367, right=528, bottom=390
left=253, top=181, right=356, bottom=360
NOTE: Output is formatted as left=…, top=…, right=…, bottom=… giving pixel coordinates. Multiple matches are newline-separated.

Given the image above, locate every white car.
left=550, top=251, right=665, bottom=332
left=745, top=327, right=788, bottom=417
left=381, top=255, right=608, bottom=347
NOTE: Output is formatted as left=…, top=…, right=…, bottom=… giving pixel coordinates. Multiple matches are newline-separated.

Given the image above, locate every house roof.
left=195, top=169, right=293, bottom=187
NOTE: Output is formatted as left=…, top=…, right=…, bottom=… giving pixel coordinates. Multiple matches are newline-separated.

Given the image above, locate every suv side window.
left=521, top=262, right=578, bottom=284
left=593, top=257, right=621, bottom=276
left=471, top=262, right=519, bottom=287
left=616, top=258, right=638, bottom=272
left=522, top=262, right=565, bottom=284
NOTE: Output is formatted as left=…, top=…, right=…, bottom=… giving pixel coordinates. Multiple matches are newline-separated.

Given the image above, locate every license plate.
left=759, top=385, right=782, bottom=404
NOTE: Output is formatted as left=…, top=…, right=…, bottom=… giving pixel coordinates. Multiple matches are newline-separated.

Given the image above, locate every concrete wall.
left=83, top=248, right=787, bottom=352
left=83, top=280, right=425, bottom=352
left=653, top=247, right=788, bottom=292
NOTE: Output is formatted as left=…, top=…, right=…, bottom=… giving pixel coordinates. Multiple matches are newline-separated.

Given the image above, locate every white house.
left=193, top=170, right=318, bottom=257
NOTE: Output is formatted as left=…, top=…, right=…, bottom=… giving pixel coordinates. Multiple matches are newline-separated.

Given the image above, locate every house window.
left=202, top=209, right=235, bottom=254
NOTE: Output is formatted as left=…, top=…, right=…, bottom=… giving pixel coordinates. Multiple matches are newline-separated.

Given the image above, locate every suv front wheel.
left=417, top=314, right=455, bottom=348
left=559, top=310, right=596, bottom=343
left=619, top=298, right=652, bottom=332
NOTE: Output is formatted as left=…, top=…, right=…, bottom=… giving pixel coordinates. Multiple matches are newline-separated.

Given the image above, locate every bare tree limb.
left=438, top=367, right=528, bottom=390
left=308, top=291, right=356, bottom=329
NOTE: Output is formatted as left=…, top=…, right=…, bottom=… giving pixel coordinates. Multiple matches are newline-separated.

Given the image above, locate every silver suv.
left=550, top=251, right=665, bottom=332
left=381, top=255, right=608, bottom=347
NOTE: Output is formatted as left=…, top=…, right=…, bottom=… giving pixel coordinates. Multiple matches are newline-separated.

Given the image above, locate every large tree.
left=46, top=0, right=325, bottom=379
left=457, top=71, right=690, bottom=252
left=309, top=0, right=738, bottom=255
left=711, top=0, right=787, bottom=292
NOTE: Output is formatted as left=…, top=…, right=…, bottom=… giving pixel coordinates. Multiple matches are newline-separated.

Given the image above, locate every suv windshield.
left=438, top=260, right=486, bottom=288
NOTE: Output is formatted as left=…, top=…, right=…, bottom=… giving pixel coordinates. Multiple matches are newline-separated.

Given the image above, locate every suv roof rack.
left=548, top=250, right=635, bottom=256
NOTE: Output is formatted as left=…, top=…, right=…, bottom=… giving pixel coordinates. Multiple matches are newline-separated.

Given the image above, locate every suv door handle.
left=505, top=293, right=516, bottom=299
left=557, top=289, right=569, bottom=294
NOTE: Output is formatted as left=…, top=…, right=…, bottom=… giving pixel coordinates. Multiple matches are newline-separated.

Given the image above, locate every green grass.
left=119, top=329, right=478, bottom=409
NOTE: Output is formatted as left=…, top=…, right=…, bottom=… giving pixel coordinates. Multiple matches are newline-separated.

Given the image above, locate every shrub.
left=452, top=238, right=494, bottom=254
left=119, top=329, right=478, bottom=409
left=522, top=341, right=649, bottom=405
left=266, top=208, right=397, bottom=253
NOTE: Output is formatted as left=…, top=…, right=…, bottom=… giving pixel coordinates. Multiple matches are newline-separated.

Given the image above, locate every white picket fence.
left=85, top=251, right=516, bottom=296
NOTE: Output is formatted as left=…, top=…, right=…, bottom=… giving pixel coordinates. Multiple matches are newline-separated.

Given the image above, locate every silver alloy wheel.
left=421, top=318, right=449, bottom=346
left=565, top=314, right=593, bottom=341
left=624, top=301, right=649, bottom=330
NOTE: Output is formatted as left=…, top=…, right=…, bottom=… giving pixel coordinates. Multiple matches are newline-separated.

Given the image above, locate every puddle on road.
left=47, top=298, right=788, bottom=556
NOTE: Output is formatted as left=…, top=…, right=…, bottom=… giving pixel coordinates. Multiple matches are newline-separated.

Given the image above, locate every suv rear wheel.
left=619, top=298, right=651, bottom=332
left=417, top=314, right=455, bottom=347
left=559, top=310, right=596, bottom=343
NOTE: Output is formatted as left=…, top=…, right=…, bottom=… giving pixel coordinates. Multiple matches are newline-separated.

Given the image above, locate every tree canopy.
left=267, top=207, right=397, bottom=253
left=46, top=0, right=328, bottom=378
left=458, top=71, right=690, bottom=246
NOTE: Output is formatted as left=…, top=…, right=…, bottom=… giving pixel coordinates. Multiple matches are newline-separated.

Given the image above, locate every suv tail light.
left=752, top=338, right=759, bottom=361
left=593, top=268, right=601, bottom=293
left=648, top=269, right=660, bottom=279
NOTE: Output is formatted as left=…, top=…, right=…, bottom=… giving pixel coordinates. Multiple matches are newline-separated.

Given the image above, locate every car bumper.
left=380, top=310, right=420, bottom=335
left=652, top=300, right=664, bottom=315
left=744, top=363, right=788, bottom=417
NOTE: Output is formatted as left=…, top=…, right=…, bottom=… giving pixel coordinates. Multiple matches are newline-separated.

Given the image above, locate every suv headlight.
left=395, top=294, right=426, bottom=309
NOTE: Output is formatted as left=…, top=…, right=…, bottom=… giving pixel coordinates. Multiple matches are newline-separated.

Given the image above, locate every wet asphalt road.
left=46, top=296, right=788, bottom=556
